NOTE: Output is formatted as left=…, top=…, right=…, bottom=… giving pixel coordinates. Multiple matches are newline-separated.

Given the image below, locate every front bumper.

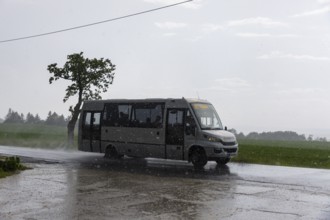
left=205, top=144, right=239, bottom=160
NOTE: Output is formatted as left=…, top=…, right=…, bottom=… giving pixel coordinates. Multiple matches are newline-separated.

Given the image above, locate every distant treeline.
left=2, top=108, right=70, bottom=127
left=230, top=129, right=327, bottom=142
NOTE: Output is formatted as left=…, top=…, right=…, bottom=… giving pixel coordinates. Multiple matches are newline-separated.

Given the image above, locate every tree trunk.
left=67, top=101, right=82, bottom=148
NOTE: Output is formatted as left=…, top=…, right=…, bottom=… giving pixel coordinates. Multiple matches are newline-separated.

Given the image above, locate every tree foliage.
left=45, top=111, right=67, bottom=126
left=48, top=52, right=115, bottom=105
left=47, top=52, right=116, bottom=146
left=2, top=108, right=69, bottom=126
left=232, top=130, right=308, bottom=141
left=4, top=109, right=24, bottom=124
left=26, top=112, right=42, bottom=124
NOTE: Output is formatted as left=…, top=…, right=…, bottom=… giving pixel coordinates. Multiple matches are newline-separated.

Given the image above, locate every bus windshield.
left=191, top=103, right=223, bottom=130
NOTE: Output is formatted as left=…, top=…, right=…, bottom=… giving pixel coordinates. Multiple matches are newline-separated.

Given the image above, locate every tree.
left=57, top=114, right=66, bottom=126
left=307, top=135, right=313, bottom=141
left=25, top=112, right=43, bottom=124
left=4, top=108, right=24, bottom=124
left=45, top=111, right=56, bottom=125
left=47, top=52, right=116, bottom=147
left=236, top=132, right=245, bottom=139
left=34, top=114, right=42, bottom=124
left=45, top=111, right=67, bottom=126
left=26, top=112, right=36, bottom=124
left=315, top=137, right=327, bottom=142
left=228, top=128, right=237, bottom=136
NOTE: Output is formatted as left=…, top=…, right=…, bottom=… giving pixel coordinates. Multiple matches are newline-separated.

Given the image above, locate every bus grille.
left=221, top=141, right=237, bottom=146
left=223, top=148, right=237, bottom=153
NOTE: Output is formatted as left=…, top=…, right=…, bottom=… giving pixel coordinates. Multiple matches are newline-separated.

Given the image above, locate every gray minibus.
left=78, top=98, right=238, bottom=167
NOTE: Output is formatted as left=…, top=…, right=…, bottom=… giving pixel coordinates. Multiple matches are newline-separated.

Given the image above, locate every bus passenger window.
left=103, top=103, right=164, bottom=128
left=117, top=104, right=131, bottom=127
left=84, top=112, right=91, bottom=126
left=103, top=104, right=131, bottom=127
left=131, top=103, right=164, bottom=128
left=92, top=113, right=101, bottom=128
left=82, top=112, right=92, bottom=139
left=153, top=115, right=162, bottom=128
left=103, top=104, right=118, bottom=126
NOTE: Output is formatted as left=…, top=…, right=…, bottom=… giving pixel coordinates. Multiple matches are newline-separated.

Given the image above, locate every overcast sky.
left=1, top=0, right=330, bottom=138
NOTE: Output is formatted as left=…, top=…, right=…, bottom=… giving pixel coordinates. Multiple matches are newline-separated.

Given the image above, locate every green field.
left=0, top=123, right=330, bottom=169
left=0, top=123, right=74, bottom=149
left=233, top=139, right=330, bottom=169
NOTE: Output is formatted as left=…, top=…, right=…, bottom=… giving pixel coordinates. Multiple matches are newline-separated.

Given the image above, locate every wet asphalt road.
left=0, top=145, right=330, bottom=220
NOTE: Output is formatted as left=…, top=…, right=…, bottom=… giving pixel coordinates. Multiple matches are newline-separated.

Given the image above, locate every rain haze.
left=0, top=0, right=330, bottom=139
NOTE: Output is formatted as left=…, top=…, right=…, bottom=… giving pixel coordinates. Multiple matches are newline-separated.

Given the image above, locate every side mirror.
left=225, top=126, right=227, bottom=131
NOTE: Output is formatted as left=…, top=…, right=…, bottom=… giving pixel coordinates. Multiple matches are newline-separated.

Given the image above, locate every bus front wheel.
left=191, top=148, right=207, bottom=168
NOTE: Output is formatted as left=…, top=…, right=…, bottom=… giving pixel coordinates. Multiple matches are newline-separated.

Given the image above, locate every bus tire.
left=190, top=147, right=207, bottom=168
left=216, top=157, right=230, bottom=165
left=105, top=145, right=121, bottom=159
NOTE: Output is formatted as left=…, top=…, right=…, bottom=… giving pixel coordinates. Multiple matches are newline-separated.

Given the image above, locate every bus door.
left=82, top=111, right=102, bottom=152
left=166, top=109, right=185, bottom=160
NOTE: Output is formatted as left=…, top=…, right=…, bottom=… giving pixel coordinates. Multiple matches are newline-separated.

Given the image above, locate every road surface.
left=0, top=145, right=330, bottom=219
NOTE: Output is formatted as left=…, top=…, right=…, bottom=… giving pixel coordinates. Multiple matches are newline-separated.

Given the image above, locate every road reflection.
left=64, top=156, right=238, bottom=219
left=76, top=155, right=237, bottom=181
left=2, top=147, right=328, bottom=219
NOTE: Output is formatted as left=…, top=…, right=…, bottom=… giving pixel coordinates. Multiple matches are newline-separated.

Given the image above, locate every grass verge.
left=0, top=156, right=28, bottom=178
left=232, top=140, right=330, bottom=169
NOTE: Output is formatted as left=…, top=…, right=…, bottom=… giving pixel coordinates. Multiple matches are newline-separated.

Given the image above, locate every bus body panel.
left=101, top=126, right=165, bottom=158
left=78, top=98, right=238, bottom=165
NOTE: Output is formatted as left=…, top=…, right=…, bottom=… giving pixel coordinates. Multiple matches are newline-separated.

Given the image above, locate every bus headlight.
left=208, top=136, right=222, bottom=142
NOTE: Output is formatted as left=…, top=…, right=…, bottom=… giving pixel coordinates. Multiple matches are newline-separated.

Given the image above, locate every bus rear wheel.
left=191, top=148, right=207, bottom=168
left=216, top=157, right=230, bottom=165
left=105, top=146, right=123, bottom=159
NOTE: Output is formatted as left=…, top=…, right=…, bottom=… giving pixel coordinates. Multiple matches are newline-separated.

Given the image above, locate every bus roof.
left=82, top=98, right=211, bottom=111
left=83, top=98, right=210, bottom=104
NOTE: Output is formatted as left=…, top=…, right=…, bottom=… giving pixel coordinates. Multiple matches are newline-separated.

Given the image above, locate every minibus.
left=78, top=98, right=238, bottom=167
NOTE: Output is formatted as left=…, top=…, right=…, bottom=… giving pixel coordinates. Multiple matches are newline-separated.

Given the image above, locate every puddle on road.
left=0, top=159, right=330, bottom=219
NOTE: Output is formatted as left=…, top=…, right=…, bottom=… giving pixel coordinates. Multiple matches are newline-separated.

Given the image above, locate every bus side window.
left=152, top=104, right=164, bottom=128
left=82, top=112, right=92, bottom=139
left=103, top=104, right=117, bottom=126
left=103, top=103, right=132, bottom=127
left=117, top=104, right=131, bottom=127
left=92, top=112, right=101, bottom=128
left=103, top=102, right=164, bottom=128
left=131, top=103, right=164, bottom=128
